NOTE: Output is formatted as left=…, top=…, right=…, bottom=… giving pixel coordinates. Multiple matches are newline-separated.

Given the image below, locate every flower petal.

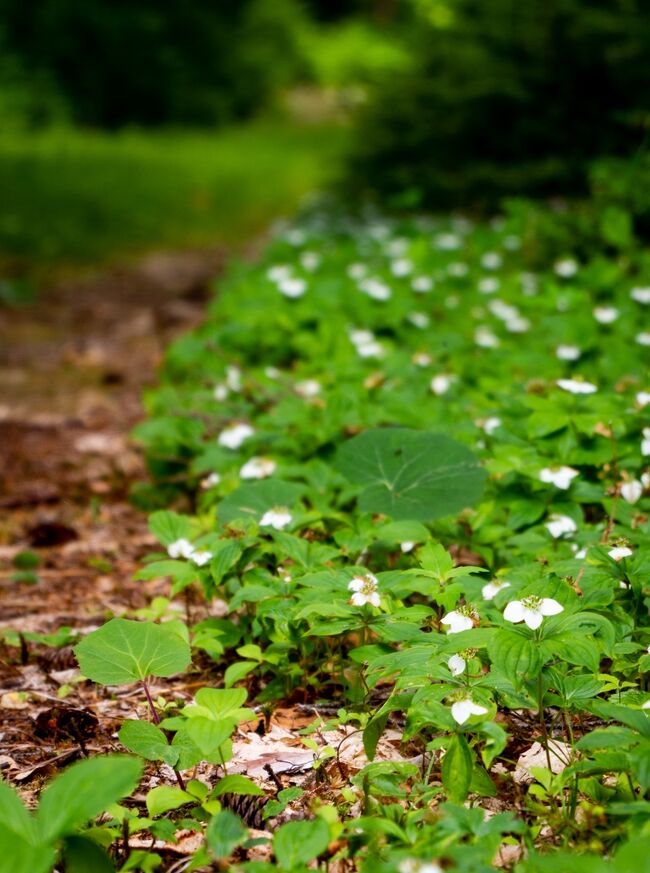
left=540, top=598, right=563, bottom=616
left=503, top=601, right=525, bottom=623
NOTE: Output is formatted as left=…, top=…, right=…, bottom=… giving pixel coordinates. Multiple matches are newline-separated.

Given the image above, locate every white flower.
left=278, top=278, right=307, bottom=299
left=636, top=332, right=650, bottom=346
left=400, top=541, right=416, bottom=553
left=636, top=391, right=650, bottom=408
left=349, top=328, right=374, bottom=346
left=620, top=480, right=643, bottom=504
left=554, top=258, right=578, bottom=278
left=412, top=352, right=432, bottom=367
left=259, top=507, right=293, bottom=530
left=545, top=514, right=577, bottom=538
left=431, top=374, right=455, bottom=395
left=441, top=609, right=476, bottom=634
left=240, top=457, right=276, bottom=480
left=360, top=278, right=391, bottom=301
left=300, top=251, right=320, bottom=272
left=412, top=276, right=434, bottom=293
left=474, top=326, right=500, bottom=348
left=218, top=423, right=254, bottom=450
left=643, top=472, right=650, bottom=488
left=482, top=579, right=511, bottom=601
left=385, top=237, right=408, bottom=257
left=520, top=272, right=539, bottom=295
left=408, top=312, right=430, bottom=329
left=347, top=263, right=367, bottom=281
left=295, top=379, right=321, bottom=398
left=190, top=549, right=212, bottom=567
left=391, top=258, right=413, bottom=277
left=225, top=366, right=242, bottom=392
left=593, top=306, right=619, bottom=324
left=642, top=700, right=650, bottom=710
left=168, top=538, right=194, bottom=559
left=642, top=427, right=650, bottom=456
left=267, top=265, right=291, bottom=283
left=478, top=277, right=500, bottom=294
left=213, top=384, right=229, bottom=401
left=451, top=698, right=488, bottom=725
left=434, top=232, right=461, bottom=250
left=348, top=573, right=380, bottom=607
left=504, top=596, right=563, bottom=630
left=265, top=366, right=281, bottom=379
left=399, top=860, right=443, bottom=873
left=479, top=416, right=502, bottom=435
left=556, top=344, right=581, bottom=361
left=557, top=378, right=598, bottom=395
left=505, top=316, right=530, bottom=334
left=504, top=234, right=521, bottom=250
left=481, top=252, right=502, bottom=270
left=356, top=340, right=384, bottom=359
left=447, top=654, right=466, bottom=676
left=608, top=545, right=633, bottom=561
left=448, top=262, right=469, bottom=278
left=201, top=472, right=221, bottom=489
left=631, top=287, right=650, bottom=304
left=539, top=466, right=579, bottom=489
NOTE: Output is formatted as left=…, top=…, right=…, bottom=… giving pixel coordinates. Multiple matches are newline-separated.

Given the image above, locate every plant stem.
left=141, top=679, right=186, bottom=791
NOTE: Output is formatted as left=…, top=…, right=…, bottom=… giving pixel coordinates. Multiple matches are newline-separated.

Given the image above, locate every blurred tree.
left=348, top=0, right=650, bottom=207
left=0, top=0, right=308, bottom=127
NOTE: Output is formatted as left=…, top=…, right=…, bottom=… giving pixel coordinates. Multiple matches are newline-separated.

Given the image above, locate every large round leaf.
left=335, top=428, right=486, bottom=521
left=217, top=480, right=303, bottom=525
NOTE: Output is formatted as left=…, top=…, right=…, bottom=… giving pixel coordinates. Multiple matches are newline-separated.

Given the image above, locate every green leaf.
left=146, top=785, right=194, bottom=817
left=218, top=480, right=303, bottom=525
left=118, top=720, right=179, bottom=767
left=441, top=734, right=473, bottom=802
left=363, top=711, right=390, bottom=762
left=488, top=630, right=542, bottom=682
left=335, top=428, right=486, bottom=521
left=224, top=661, right=258, bottom=688
left=207, top=810, right=248, bottom=858
left=61, top=835, right=114, bottom=873
left=212, top=775, right=265, bottom=797
left=148, top=510, right=191, bottom=546
left=185, top=717, right=234, bottom=756
left=0, top=782, right=54, bottom=873
left=273, top=818, right=330, bottom=869
left=75, top=619, right=191, bottom=685
left=36, top=755, right=143, bottom=842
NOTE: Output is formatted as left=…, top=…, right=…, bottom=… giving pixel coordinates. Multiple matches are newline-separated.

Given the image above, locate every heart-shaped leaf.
left=336, top=428, right=486, bottom=521
left=217, top=480, right=303, bottom=525
left=75, top=619, right=191, bottom=686
left=118, top=719, right=180, bottom=767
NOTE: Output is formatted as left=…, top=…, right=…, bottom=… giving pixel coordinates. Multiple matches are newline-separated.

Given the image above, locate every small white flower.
left=300, top=251, right=320, bottom=272
left=643, top=472, right=650, bottom=488
left=505, top=316, right=530, bottom=334
left=481, top=252, right=502, bottom=270
left=168, top=538, right=194, bottom=559
left=504, top=234, right=521, bottom=250
left=240, top=457, right=276, bottom=480
left=448, top=262, right=469, bottom=278
left=265, top=366, right=281, bottom=379
left=482, top=579, right=511, bottom=601
left=412, top=276, right=434, bottom=293
left=636, top=391, right=650, bottom=408
left=478, top=277, right=500, bottom=294
left=356, top=340, right=384, bottom=359
left=408, top=312, right=430, bottom=329
left=557, top=378, right=598, bottom=395
left=554, top=258, right=578, bottom=278
left=434, top=232, right=461, bottom=250
left=631, top=287, right=650, bottom=304
left=480, top=416, right=502, bottom=435
left=190, top=549, right=212, bottom=567
left=295, top=379, right=321, bottom=398
left=642, top=427, right=650, bottom=456
left=447, top=654, right=466, bottom=676
left=451, top=698, right=488, bottom=725
left=503, top=596, right=563, bottom=630
left=360, top=278, right=391, bottom=301
left=400, top=541, right=416, bottom=553
left=218, top=423, right=254, bottom=450
left=225, top=366, right=242, bottom=392
left=520, top=272, right=539, bottom=295
left=347, top=263, right=367, bottom=280
left=556, top=344, right=581, bottom=361
left=213, top=384, right=229, bottom=401
left=642, top=700, right=650, bottom=710
left=441, top=609, right=476, bottom=634
left=278, top=278, right=307, bottom=299
left=391, top=258, right=413, bottom=277
left=431, top=374, right=455, bottom=395
left=636, top=332, right=650, bottom=346
left=412, top=352, right=432, bottom=367
left=608, top=545, right=633, bottom=561
left=539, top=466, right=579, bottom=490
left=574, top=547, right=588, bottom=559
left=593, top=306, right=619, bottom=324
left=385, top=237, right=408, bottom=257
left=348, top=573, right=380, bottom=608
left=545, top=514, right=578, bottom=538
left=621, top=480, right=643, bottom=504
left=267, top=265, right=291, bottom=283
left=349, top=328, right=374, bottom=346
left=201, top=472, right=221, bottom=489
left=399, top=860, right=443, bottom=873
left=259, top=507, right=293, bottom=530
left=474, top=326, right=500, bottom=348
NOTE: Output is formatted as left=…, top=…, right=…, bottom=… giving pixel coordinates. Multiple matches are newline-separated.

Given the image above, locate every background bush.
left=347, top=0, right=650, bottom=208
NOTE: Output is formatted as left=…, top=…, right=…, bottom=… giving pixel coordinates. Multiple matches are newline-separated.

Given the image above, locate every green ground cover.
left=0, top=120, right=346, bottom=277
left=3, top=200, right=650, bottom=870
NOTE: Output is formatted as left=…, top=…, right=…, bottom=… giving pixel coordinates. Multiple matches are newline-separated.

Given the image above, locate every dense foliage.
left=3, top=196, right=644, bottom=869
left=348, top=0, right=650, bottom=207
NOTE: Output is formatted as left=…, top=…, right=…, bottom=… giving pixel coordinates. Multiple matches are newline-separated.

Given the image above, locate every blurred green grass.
left=0, top=119, right=347, bottom=277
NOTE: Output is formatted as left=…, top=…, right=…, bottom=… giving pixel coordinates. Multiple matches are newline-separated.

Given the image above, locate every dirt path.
left=0, top=248, right=224, bottom=789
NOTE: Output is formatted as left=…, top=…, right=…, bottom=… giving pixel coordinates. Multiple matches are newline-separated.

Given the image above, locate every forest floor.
left=0, top=249, right=226, bottom=805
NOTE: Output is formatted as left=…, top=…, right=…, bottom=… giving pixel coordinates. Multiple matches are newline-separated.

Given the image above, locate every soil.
left=0, top=247, right=226, bottom=795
